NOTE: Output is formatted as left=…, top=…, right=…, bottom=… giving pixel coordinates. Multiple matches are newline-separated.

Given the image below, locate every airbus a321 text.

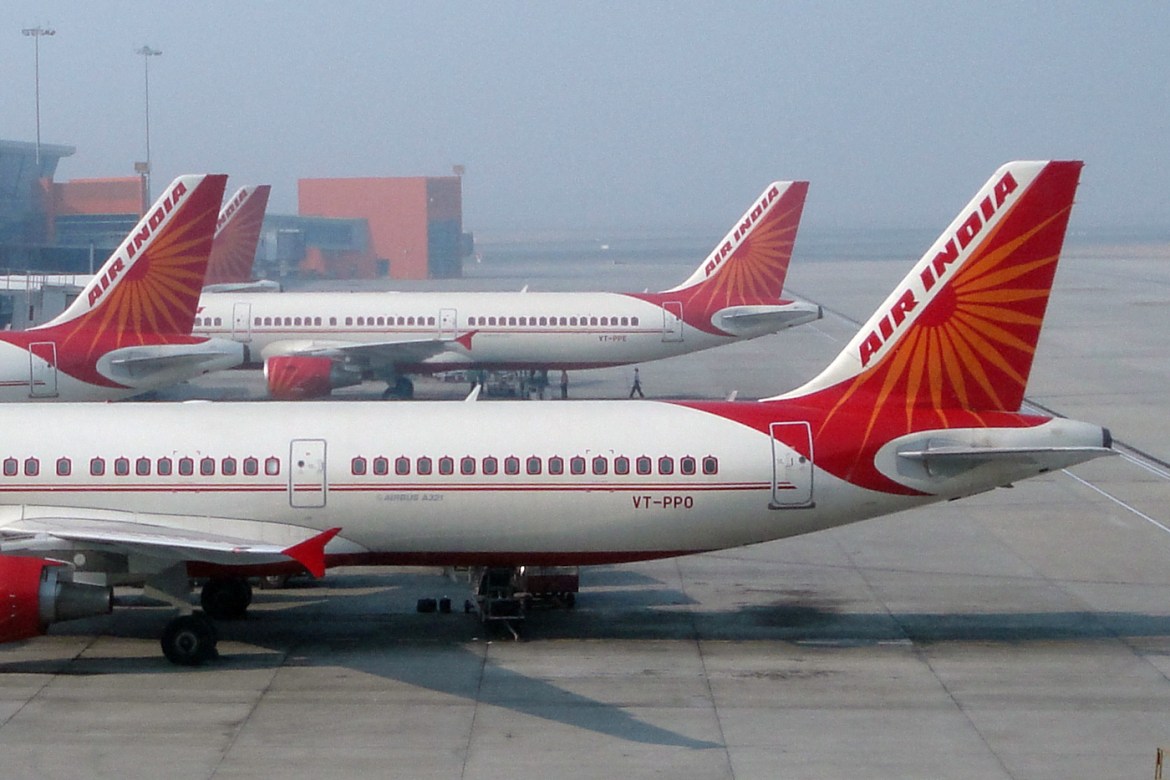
left=0, top=161, right=1111, bottom=665
left=192, top=181, right=822, bottom=399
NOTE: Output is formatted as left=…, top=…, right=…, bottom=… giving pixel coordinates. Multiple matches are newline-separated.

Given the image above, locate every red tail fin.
left=662, top=181, right=808, bottom=310
left=780, top=161, right=1082, bottom=414
left=33, top=174, right=227, bottom=348
left=205, top=185, right=271, bottom=286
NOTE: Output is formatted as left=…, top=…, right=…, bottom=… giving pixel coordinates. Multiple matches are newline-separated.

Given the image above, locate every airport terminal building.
left=0, top=138, right=473, bottom=291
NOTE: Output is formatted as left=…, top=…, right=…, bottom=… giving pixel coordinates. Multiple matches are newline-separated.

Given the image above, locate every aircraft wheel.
left=258, top=573, right=290, bottom=590
left=161, top=613, right=218, bottom=666
left=200, top=578, right=253, bottom=621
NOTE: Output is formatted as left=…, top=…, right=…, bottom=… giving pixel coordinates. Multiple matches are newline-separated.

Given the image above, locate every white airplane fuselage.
left=0, top=400, right=1108, bottom=569
left=194, top=290, right=817, bottom=371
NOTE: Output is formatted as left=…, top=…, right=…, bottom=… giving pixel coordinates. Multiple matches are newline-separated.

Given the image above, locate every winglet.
left=281, top=527, right=341, bottom=579
left=454, top=330, right=477, bottom=351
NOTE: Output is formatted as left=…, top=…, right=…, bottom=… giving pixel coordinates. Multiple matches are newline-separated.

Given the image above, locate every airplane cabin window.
left=179, top=458, right=194, bottom=476
left=548, top=456, right=564, bottom=475
left=460, top=456, right=476, bottom=475
left=482, top=456, right=498, bottom=475
left=417, top=456, right=432, bottom=475
left=658, top=456, right=674, bottom=475
left=681, top=456, right=696, bottom=476
left=265, top=457, right=280, bottom=476
left=615, top=456, right=630, bottom=475
left=90, top=457, right=105, bottom=477
left=222, top=457, right=237, bottom=476
left=631, top=316, right=639, bottom=326
left=373, top=457, right=389, bottom=476
left=703, top=456, right=718, bottom=475
left=395, top=456, right=410, bottom=475
left=200, top=457, right=215, bottom=476
left=438, top=457, right=454, bottom=475
left=570, top=456, right=586, bottom=475
left=136, top=457, right=151, bottom=477
left=243, top=457, right=259, bottom=476
left=636, top=456, right=652, bottom=475
left=352, top=457, right=367, bottom=475
left=55, top=457, right=71, bottom=477
left=526, top=456, right=541, bottom=475
left=2, top=458, right=15, bottom=477
left=504, top=456, right=520, bottom=475
left=592, top=456, right=607, bottom=475
left=158, top=457, right=173, bottom=476
left=23, top=458, right=38, bottom=477
left=114, top=457, right=130, bottom=476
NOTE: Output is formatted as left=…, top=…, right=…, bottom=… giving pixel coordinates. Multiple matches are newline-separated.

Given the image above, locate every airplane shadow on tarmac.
left=3, top=568, right=1170, bottom=750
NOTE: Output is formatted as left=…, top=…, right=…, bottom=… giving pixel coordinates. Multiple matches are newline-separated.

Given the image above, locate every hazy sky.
left=2, top=2, right=1167, bottom=236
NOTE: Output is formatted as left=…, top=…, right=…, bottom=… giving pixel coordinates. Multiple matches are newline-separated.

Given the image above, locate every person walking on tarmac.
left=629, top=366, right=644, bottom=399
left=560, top=370, right=569, bottom=399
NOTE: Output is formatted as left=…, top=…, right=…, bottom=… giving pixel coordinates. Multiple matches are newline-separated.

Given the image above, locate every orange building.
left=298, top=176, right=467, bottom=280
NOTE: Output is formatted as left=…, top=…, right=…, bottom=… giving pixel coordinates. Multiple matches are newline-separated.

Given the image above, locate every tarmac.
left=1, top=237, right=1170, bottom=779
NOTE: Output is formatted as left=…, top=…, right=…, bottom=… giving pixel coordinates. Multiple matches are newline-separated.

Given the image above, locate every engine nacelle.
left=0, top=556, right=112, bottom=643
left=265, top=355, right=361, bottom=400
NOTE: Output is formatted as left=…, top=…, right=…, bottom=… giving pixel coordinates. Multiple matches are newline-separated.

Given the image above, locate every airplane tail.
left=661, top=180, right=808, bottom=310
left=775, top=160, right=1083, bottom=414
left=205, top=184, right=271, bottom=286
left=34, top=174, right=228, bottom=345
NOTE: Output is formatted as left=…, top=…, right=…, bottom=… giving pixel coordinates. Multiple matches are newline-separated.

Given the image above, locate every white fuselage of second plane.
left=0, top=401, right=1107, bottom=568
left=193, top=291, right=813, bottom=371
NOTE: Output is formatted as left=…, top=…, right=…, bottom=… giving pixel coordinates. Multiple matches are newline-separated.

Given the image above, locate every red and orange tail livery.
left=663, top=180, right=808, bottom=310
left=780, top=160, right=1081, bottom=413
left=205, top=184, right=271, bottom=286
left=756, top=161, right=1084, bottom=495
left=34, top=174, right=228, bottom=350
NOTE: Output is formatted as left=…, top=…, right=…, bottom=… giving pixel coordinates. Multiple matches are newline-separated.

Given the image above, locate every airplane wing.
left=266, top=332, right=475, bottom=370
left=0, top=509, right=343, bottom=578
left=714, top=303, right=822, bottom=335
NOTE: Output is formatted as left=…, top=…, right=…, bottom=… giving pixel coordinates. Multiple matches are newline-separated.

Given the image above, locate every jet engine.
left=0, top=556, right=112, bottom=643
left=264, top=355, right=362, bottom=400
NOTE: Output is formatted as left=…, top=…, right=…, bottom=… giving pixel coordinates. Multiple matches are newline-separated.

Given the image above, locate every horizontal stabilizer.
left=715, top=302, right=822, bottom=335
left=898, top=444, right=1115, bottom=478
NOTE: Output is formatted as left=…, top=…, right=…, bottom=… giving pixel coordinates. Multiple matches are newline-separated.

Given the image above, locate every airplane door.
left=439, top=308, right=457, bottom=339
left=289, top=439, right=327, bottom=508
left=28, top=341, right=58, bottom=398
left=769, top=422, right=814, bottom=509
left=663, top=301, right=684, bottom=342
left=232, top=303, right=252, bottom=342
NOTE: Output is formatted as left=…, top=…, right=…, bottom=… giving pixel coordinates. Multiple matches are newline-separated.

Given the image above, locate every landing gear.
left=381, top=376, right=415, bottom=400
left=160, top=612, right=218, bottom=666
left=200, top=578, right=253, bottom=621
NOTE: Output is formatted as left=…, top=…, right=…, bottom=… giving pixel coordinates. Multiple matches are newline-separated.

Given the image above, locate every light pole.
left=21, top=25, right=55, bottom=170
left=136, top=45, right=162, bottom=202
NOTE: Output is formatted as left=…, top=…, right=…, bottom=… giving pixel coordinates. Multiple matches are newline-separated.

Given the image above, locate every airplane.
left=190, top=180, right=823, bottom=399
left=0, top=160, right=1111, bottom=666
left=0, top=183, right=277, bottom=309
left=0, top=174, right=245, bottom=402
left=201, top=184, right=279, bottom=293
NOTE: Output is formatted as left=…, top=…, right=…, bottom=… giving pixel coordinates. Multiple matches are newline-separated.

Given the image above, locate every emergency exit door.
left=29, top=341, right=58, bottom=398
left=769, top=422, right=814, bottom=509
left=289, top=439, right=327, bottom=508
